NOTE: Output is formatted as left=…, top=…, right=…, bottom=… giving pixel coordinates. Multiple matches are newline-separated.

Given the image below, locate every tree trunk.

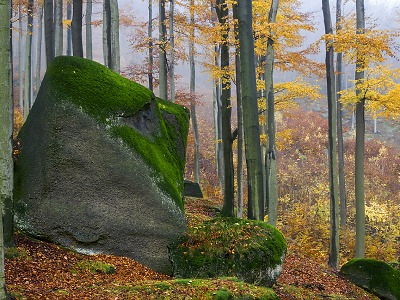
left=24, top=0, right=34, bottom=120
left=35, top=5, right=44, bottom=99
left=85, top=0, right=93, bottom=60
left=54, top=0, right=63, bottom=56
left=238, top=0, right=264, bottom=220
left=0, top=0, right=13, bottom=294
left=336, top=0, right=347, bottom=231
left=213, top=45, right=224, bottom=192
left=233, top=3, right=243, bottom=218
left=110, top=0, right=120, bottom=72
left=216, top=0, right=234, bottom=217
left=189, top=0, right=200, bottom=184
left=44, top=0, right=55, bottom=66
left=355, top=0, right=365, bottom=259
left=265, top=0, right=279, bottom=227
left=18, top=4, right=23, bottom=112
left=158, top=0, right=168, bottom=100
left=72, top=0, right=83, bottom=57
left=169, top=0, right=175, bottom=101
left=103, top=0, right=109, bottom=66
left=148, top=0, right=153, bottom=91
left=322, top=0, right=340, bottom=270
left=67, top=1, right=72, bottom=56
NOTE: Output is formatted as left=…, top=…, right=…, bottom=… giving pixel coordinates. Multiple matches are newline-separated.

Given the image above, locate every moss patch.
left=340, top=258, right=400, bottom=299
left=44, top=56, right=189, bottom=208
left=170, top=217, right=287, bottom=287
left=72, top=260, right=116, bottom=274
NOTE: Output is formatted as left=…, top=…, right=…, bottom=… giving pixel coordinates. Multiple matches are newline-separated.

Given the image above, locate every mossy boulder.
left=169, top=217, right=287, bottom=287
left=14, top=56, right=189, bottom=274
left=340, top=258, right=400, bottom=300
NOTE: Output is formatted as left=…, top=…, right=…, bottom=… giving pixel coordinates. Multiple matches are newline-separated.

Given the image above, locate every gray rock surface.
left=14, top=56, right=189, bottom=274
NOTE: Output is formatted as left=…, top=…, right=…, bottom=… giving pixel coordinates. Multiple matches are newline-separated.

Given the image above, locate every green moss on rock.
left=340, top=258, right=400, bottom=300
left=169, top=217, right=287, bottom=287
left=44, top=56, right=189, bottom=208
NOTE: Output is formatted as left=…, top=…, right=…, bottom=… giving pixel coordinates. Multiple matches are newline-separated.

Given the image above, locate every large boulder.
left=340, top=258, right=400, bottom=300
left=14, top=56, right=190, bottom=274
left=169, top=217, right=287, bottom=287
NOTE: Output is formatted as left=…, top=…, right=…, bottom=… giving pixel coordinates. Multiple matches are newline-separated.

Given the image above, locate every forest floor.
left=6, top=197, right=379, bottom=300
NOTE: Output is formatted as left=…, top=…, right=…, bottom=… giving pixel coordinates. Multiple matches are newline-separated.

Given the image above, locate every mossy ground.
left=43, top=56, right=189, bottom=208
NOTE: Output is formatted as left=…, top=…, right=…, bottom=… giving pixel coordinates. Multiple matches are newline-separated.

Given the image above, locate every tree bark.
left=18, top=4, right=23, bottom=113
left=148, top=0, right=153, bottom=91
left=44, top=0, right=55, bottom=65
left=355, top=0, right=365, bottom=259
left=67, top=1, right=72, bottom=56
left=265, top=0, right=279, bottom=227
left=35, top=5, right=44, bottom=99
left=213, top=46, right=224, bottom=192
left=54, top=0, right=63, bottom=56
left=24, top=0, right=34, bottom=120
left=85, top=0, right=93, bottom=60
left=169, top=0, right=175, bottom=101
left=72, top=0, right=83, bottom=57
left=216, top=0, right=234, bottom=217
left=238, top=0, right=264, bottom=220
left=233, top=3, right=243, bottom=218
left=0, top=0, right=13, bottom=295
left=322, top=0, right=340, bottom=270
left=189, top=0, right=200, bottom=184
left=336, top=0, right=347, bottom=231
left=158, top=0, right=168, bottom=100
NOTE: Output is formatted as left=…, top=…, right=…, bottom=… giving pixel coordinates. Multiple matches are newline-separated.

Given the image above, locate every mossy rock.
left=14, top=56, right=189, bottom=274
left=169, top=217, right=287, bottom=287
left=340, top=258, right=400, bottom=300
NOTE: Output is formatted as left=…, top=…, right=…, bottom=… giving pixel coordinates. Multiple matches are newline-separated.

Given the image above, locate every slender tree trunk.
left=110, top=0, right=120, bottom=72
left=238, top=0, right=264, bottom=220
left=0, top=0, right=13, bottom=295
left=169, top=0, right=175, bottom=101
left=35, top=5, right=44, bottom=99
left=85, top=0, right=93, bottom=59
left=44, top=0, right=55, bottom=65
left=216, top=0, right=234, bottom=217
left=18, top=4, right=23, bottom=113
left=158, top=0, right=168, bottom=100
left=67, top=1, right=72, bottom=56
left=265, top=0, right=279, bottom=227
left=24, top=0, right=34, bottom=120
left=355, top=0, right=365, bottom=259
left=322, top=0, right=340, bottom=269
left=148, top=0, right=153, bottom=91
left=54, top=0, right=63, bottom=56
left=103, top=0, right=109, bottom=66
left=336, top=0, right=347, bottom=231
left=233, top=3, right=243, bottom=218
left=72, top=0, right=83, bottom=57
left=213, top=45, right=223, bottom=191
left=189, top=1, right=200, bottom=184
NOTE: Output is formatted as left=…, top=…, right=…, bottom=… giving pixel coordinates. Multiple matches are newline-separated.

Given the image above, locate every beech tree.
left=44, top=0, right=55, bottom=65
left=264, top=0, right=279, bottom=226
left=23, top=0, right=33, bottom=119
left=322, top=0, right=339, bottom=269
left=158, top=0, right=167, bottom=99
left=238, top=0, right=264, bottom=220
left=216, top=0, right=234, bottom=217
left=54, top=0, right=63, bottom=56
left=72, top=0, right=83, bottom=57
left=0, top=0, right=12, bottom=296
left=35, top=5, right=43, bottom=99
left=86, top=0, right=93, bottom=59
